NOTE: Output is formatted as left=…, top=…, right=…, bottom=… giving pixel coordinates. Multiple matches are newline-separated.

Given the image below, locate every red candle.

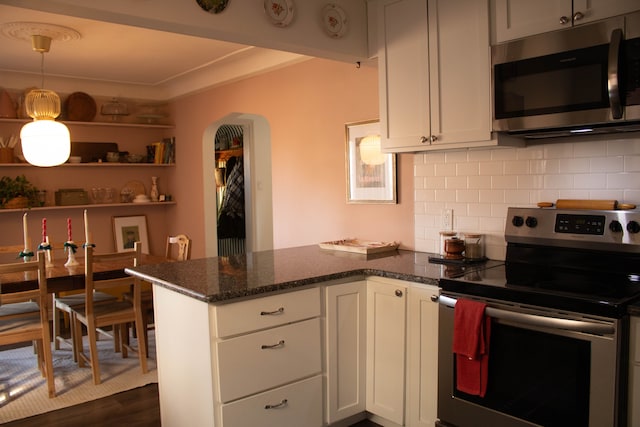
left=42, top=218, right=47, bottom=242
left=67, top=217, right=72, bottom=241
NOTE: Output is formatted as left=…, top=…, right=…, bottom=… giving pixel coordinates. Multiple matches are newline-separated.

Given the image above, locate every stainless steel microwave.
left=492, top=11, right=640, bottom=139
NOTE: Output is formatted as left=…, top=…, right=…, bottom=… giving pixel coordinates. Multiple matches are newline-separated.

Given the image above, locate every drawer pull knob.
left=265, top=399, right=288, bottom=409
left=261, top=340, right=285, bottom=349
left=260, top=307, right=285, bottom=316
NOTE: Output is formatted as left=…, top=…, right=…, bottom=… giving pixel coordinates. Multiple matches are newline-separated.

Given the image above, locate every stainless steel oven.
left=435, top=207, right=640, bottom=427
left=437, top=292, right=620, bottom=427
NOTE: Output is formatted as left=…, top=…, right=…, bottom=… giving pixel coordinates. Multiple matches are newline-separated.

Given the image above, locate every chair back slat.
left=0, top=254, right=47, bottom=307
left=165, top=234, right=191, bottom=261
left=84, top=242, right=141, bottom=316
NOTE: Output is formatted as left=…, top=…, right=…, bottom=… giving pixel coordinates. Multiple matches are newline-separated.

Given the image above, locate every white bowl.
left=68, top=156, right=82, bottom=164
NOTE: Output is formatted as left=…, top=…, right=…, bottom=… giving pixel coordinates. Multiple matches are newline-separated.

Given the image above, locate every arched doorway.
left=202, top=113, right=274, bottom=257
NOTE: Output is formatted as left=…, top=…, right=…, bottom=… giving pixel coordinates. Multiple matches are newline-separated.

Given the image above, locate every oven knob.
left=525, top=216, right=538, bottom=228
left=609, top=220, right=623, bottom=233
left=512, top=216, right=524, bottom=227
left=627, top=221, right=640, bottom=234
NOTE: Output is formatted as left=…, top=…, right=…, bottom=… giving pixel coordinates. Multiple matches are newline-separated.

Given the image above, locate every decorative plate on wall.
left=196, top=0, right=229, bottom=14
left=64, top=92, right=97, bottom=122
left=264, top=0, right=295, bottom=27
left=322, top=3, right=348, bottom=39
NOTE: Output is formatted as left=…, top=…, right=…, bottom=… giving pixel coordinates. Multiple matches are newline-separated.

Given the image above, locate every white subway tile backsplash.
left=517, top=175, right=544, bottom=189
left=573, top=173, right=607, bottom=189
left=544, top=174, right=574, bottom=189
left=544, top=143, right=574, bottom=159
left=446, top=176, right=467, bottom=189
left=435, top=163, right=456, bottom=176
left=504, top=160, right=529, bottom=175
left=492, top=175, right=518, bottom=189
left=624, top=155, right=640, bottom=172
left=590, top=156, right=623, bottom=173
left=445, top=151, right=469, bottom=163
left=479, top=161, right=504, bottom=175
left=607, top=138, right=640, bottom=156
left=414, top=138, right=640, bottom=261
left=456, top=189, right=480, bottom=203
left=573, top=141, right=607, bottom=158
left=457, top=161, right=479, bottom=176
left=608, top=173, right=640, bottom=189
left=559, top=157, right=590, bottom=173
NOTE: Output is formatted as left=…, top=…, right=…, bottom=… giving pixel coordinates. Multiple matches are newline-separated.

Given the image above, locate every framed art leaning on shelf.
left=112, top=215, right=149, bottom=253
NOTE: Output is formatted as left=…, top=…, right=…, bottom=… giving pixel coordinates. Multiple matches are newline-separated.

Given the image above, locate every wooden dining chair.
left=124, top=234, right=191, bottom=356
left=0, top=255, right=56, bottom=398
left=53, top=242, right=118, bottom=355
left=70, top=243, right=147, bottom=385
left=165, top=234, right=191, bottom=261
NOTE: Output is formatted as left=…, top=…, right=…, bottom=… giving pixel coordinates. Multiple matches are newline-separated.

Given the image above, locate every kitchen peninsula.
left=126, top=245, right=502, bottom=427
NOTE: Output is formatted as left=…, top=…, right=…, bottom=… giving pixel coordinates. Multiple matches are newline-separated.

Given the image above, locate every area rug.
left=0, top=332, right=157, bottom=424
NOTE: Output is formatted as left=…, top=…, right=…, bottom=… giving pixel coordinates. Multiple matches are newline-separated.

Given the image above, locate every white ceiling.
left=0, top=4, right=306, bottom=100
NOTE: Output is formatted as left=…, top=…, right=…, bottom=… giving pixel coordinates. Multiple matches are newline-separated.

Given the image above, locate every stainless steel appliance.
left=492, top=11, right=640, bottom=139
left=436, top=207, right=640, bottom=427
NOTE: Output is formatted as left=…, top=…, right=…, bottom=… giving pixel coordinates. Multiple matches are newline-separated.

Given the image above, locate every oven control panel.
left=555, top=214, right=605, bottom=235
left=505, top=207, right=640, bottom=252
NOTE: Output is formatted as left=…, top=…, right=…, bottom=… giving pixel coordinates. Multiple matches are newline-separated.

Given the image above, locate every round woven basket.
left=4, top=196, right=29, bottom=209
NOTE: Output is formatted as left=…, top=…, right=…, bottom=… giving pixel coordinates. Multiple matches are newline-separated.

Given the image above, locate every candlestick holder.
left=38, top=240, right=54, bottom=268
left=19, top=248, right=34, bottom=262
left=64, top=240, right=79, bottom=267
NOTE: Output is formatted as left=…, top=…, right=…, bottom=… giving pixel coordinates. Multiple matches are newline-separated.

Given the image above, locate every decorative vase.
left=150, top=176, right=159, bottom=202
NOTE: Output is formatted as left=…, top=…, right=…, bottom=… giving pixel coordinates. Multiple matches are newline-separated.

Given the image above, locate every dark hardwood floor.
left=4, top=383, right=381, bottom=427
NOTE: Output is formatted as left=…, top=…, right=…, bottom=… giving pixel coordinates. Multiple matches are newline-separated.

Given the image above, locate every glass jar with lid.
left=463, top=233, right=484, bottom=260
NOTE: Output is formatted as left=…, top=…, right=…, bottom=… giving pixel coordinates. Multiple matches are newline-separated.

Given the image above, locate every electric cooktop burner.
left=441, top=207, right=640, bottom=318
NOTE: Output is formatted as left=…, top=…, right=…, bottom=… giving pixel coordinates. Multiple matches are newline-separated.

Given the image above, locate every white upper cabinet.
left=377, top=0, right=518, bottom=152
left=492, top=0, right=640, bottom=44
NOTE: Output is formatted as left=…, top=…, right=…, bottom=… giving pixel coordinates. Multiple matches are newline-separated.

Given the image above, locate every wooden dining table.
left=0, top=253, right=168, bottom=295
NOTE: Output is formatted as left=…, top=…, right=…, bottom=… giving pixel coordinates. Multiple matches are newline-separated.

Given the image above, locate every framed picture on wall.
left=112, top=215, right=149, bottom=253
left=345, top=120, right=397, bottom=204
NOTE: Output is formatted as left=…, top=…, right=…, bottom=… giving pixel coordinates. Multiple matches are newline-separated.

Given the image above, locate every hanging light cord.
left=40, top=51, right=45, bottom=88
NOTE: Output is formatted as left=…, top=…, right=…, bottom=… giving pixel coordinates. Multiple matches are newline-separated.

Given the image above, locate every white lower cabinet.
left=366, top=277, right=408, bottom=425
left=221, top=375, right=323, bottom=427
left=630, top=316, right=640, bottom=427
left=325, top=280, right=367, bottom=424
left=405, top=284, right=439, bottom=427
left=326, top=277, right=439, bottom=426
left=153, top=278, right=439, bottom=427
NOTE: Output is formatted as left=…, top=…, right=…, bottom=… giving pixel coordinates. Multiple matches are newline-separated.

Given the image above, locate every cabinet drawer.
left=213, top=287, right=320, bottom=337
left=221, top=375, right=323, bottom=427
left=216, top=317, right=322, bottom=402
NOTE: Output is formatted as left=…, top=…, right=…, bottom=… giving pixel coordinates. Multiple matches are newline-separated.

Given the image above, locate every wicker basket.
left=3, top=196, right=29, bottom=209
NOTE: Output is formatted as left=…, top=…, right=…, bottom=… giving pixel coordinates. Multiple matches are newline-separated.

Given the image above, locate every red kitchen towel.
left=452, top=298, right=491, bottom=397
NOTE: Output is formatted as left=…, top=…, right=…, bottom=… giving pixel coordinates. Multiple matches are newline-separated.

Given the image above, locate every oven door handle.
left=437, top=295, right=615, bottom=335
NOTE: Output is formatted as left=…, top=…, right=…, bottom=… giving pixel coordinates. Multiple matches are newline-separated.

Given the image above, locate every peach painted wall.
left=168, top=58, right=414, bottom=258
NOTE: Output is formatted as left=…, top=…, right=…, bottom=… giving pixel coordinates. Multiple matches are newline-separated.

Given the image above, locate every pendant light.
left=20, top=34, right=71, bottom=167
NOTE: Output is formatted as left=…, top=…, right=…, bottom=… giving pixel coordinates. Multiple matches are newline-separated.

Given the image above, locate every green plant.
left=0, top=175, right=40, bottom=208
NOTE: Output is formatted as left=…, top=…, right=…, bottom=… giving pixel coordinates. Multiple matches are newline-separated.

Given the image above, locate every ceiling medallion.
left=0, top=22, right=81, bottom=43
left=196, top=0, right=230, bottom=14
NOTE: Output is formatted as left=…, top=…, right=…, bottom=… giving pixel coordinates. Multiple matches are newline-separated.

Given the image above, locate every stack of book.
left=147, top=137, right=175, bottom=164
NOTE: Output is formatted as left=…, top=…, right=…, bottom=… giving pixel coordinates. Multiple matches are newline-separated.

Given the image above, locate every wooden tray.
left=319, top=239, right=399, bottom=254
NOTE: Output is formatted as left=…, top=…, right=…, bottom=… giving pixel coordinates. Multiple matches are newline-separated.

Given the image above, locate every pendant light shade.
left=19, top=34, right=71, bottom=167
left=21, top=118, right=71, bottom=167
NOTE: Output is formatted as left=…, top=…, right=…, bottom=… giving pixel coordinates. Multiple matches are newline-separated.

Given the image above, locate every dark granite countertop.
left=126, top=245, right=503, bottom=303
